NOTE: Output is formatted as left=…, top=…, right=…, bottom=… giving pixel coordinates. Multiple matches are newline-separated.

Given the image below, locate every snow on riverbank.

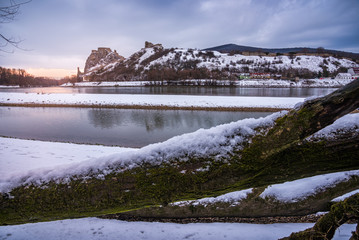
left=0, top=217, right=355, bottom=240
left=0, top=137, right=137, bottom=189
left=0, top=85, right=20, bottom=88
left=60, top=78, right=354, bottom=88
left=61, top=81, right=145, bottom=87
left=0, top=92, right=304, bottom=110
left=237, top=78, right=355, bottom=88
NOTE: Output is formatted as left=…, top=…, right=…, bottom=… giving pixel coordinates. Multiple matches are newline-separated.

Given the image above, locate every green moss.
left=282, top=194, right=359, bottom=240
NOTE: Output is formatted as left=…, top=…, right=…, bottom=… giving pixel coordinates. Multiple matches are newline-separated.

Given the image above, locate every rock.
left=84, top=47, right=124, bottom=74
left=145, top=41, right=163, bottom=49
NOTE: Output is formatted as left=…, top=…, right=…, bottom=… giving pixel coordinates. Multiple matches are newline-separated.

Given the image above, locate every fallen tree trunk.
left=1, top=79, right=359, bottom=225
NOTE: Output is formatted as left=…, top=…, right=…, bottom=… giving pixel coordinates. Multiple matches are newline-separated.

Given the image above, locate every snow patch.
left=307, top=113, right=359, bottom=141
left=172, top=188, right=253, bottom=207
left=0, top=92, right=303, bottom=109
left=332, top=189, right=359, bottom=202
left=260, top=170, right=359, bottom=202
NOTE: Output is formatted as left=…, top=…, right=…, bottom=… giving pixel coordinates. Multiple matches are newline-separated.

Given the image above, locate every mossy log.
left=240, top=78, right=359, bottom=168
left=1, top=79, right=359, bottom=225
left=281, top=193, right=359, bottom=240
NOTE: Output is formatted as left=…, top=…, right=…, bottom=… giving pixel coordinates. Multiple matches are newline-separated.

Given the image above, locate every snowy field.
left=0, top=217, right=356, bottom=240
left=0, top=92, right=303, bottom=109
left=61, top=81, right=145, bottom=87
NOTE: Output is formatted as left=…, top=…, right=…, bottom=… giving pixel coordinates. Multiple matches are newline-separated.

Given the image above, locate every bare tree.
left=0, top=0, right=30, bottom=52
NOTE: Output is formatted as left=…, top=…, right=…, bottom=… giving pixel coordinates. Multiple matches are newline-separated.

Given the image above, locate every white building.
left=336, top=73, right=353, bottom=79
left=336, top=68, right=359, bottom=80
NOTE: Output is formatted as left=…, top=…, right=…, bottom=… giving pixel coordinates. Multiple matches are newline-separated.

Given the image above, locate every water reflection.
left=0, top=86, right=336, bottom=97
left=0, top=107, right=271, bottom=147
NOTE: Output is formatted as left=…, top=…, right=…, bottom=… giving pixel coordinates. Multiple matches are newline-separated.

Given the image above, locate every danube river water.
left=0, top=86, right=337, bottom=97
left=0, top=86, right=336, bottom=147
left=0, top=107, right=271, bottom=147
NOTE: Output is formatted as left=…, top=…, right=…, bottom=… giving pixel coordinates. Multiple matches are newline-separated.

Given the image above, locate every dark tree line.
left=0, top=67, right=62, bottom=87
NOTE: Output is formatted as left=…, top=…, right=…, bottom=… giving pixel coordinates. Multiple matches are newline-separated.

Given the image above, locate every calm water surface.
left=0, top=86, right=337, bottom=97
left=0, top=107, right=272, bottom=147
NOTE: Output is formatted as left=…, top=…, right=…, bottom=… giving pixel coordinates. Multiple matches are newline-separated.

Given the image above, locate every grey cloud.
left=1, top=0, right=358, bottom=71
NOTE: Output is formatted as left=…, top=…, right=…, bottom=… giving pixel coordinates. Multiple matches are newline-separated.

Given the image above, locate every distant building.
left=336, top=73, right=353, bottom=79
left=336, top=68, right=359, bottom=80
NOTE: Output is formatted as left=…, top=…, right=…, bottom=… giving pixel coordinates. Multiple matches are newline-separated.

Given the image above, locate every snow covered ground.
left=0, top=137, right=137, bottom=189
left=0, top=217, right=355, bottom=240
left=0, top=92, right=303, bottom=109
left=0, top=85, right=20, bottom=88
left=61, top=81, right=145, bottom=87
left=236, top=78, right=355, bottom=88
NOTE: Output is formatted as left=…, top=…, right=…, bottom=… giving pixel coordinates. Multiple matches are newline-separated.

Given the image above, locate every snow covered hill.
left=81, top=42, right=359, bottom=82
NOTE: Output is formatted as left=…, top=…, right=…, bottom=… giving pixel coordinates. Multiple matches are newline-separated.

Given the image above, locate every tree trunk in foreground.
left=1, top=79, right=359, bottom=225
left=281, top=194, right=359, bottom=240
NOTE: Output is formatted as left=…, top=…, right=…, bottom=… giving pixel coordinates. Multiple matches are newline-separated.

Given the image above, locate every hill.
left=80, top=42, right=359, bottom=82
left=203, top=43, right=359, bottom=60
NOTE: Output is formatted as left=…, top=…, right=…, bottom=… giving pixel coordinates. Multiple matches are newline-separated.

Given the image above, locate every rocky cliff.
left=83, top=47, right=124, bottom=80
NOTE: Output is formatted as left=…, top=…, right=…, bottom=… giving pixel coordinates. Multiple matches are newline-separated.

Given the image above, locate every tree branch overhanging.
left=0, top=0, right=31, bottom=52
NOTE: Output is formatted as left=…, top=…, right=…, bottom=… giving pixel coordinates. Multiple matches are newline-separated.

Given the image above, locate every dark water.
left=0, top=107, right=272, bottom=147
left=0, top=86, right=336, bottom=97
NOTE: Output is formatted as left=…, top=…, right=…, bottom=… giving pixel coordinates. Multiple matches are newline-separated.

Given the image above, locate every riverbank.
left=0, top=92, right=304, bottom=111
left=60, top=78, right=354, bottom=88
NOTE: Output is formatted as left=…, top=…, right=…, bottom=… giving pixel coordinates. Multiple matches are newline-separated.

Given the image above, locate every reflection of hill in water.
left=88, top=109, right=124, bottom=129
left=87, top=109, right=271, bottom=132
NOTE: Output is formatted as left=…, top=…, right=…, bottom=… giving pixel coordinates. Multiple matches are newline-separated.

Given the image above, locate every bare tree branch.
left=0, top=0, right=31, bottom=52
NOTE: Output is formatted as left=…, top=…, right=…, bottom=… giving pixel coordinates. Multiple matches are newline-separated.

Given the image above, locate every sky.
left=1, top=0, right=359, bottom=78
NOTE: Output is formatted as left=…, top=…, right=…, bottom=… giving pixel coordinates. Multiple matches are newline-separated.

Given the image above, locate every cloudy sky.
left=1, top=0, right=359, bottom=78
